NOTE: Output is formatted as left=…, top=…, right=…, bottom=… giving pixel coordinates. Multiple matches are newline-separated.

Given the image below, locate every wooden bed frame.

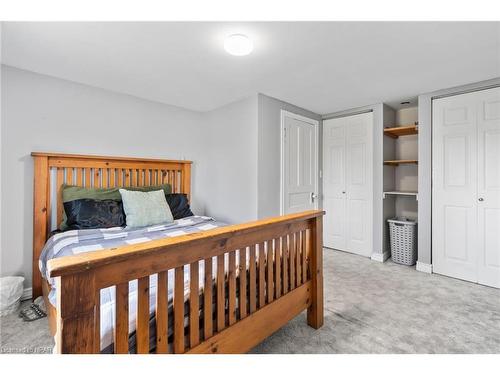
left=32, top=152, right=324, bottom=354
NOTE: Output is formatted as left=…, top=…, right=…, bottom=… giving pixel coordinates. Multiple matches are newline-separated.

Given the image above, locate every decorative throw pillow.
left=165, top=194, right=194, bottom=220
left=59, top=184, right=172, bottom=230
left=64, top=199, right=125, bottom=230
left=119, top=189, right=174, bottom=228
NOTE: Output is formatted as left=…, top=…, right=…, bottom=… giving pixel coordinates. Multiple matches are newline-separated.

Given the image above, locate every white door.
left=281, top=110, right=319, bottom=214
left=433, top=87, right=500, bottom=288
left=476, top=88, right=500, bottom=288
left=323, top=112, right=373, bottom=257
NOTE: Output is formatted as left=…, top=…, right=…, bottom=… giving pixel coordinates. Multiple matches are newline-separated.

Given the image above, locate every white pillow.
left=119, top=189, right=174, bottom=228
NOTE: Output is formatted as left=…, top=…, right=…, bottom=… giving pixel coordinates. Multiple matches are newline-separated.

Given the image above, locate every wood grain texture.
left=187, top=282, right=311, bottom=354
left=216, top=255, right=225, bottom=332
left=266, top=240, right=274, bottom=303
left=156, top=271, right=168, bottom=353
left=258, top=242, right=265, bottom=309
left=239, top=248, right=248, bottom=319
left=189, top=262, right=200, bottom=348
left=307, top=216, right=324, bottom=329
left=228, top=251, right=237, bottom=326
left=136, top=276, right=150, bottom=354
left=174, top=266, right=185, bottom=353
left=203, top=258, right=213, bottom=340
left=115, top=282, right=129, bottom=354
left=248, top=245, right=257, bottom=314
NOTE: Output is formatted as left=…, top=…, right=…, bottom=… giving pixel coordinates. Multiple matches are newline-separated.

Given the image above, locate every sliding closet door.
left=433, top=86, right=500, bottom=288
left=476, top=88, right=500, bottom=288
left=323, top=112, right=373, bottom=257
left=432, top=93, right=478, bottom=283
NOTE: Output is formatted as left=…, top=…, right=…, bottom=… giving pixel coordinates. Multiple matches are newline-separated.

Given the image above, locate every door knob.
left=311, top=192, right=318, bottom=201
left=478, top=197, right=484, bottom=202
left=342, top=191, right=346, bottom=194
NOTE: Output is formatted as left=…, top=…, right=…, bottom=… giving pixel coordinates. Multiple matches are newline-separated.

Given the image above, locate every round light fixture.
left=224, top=34, right=253, bottom=56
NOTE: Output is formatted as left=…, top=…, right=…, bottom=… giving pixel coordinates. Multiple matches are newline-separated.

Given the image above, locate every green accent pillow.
left=119, top=189, right=174, bottom=228
left=59, top=184, right=172, bottom=230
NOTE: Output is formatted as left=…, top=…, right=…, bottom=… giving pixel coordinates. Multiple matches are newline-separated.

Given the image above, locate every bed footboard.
left=47, top=210, right=325, bottom=354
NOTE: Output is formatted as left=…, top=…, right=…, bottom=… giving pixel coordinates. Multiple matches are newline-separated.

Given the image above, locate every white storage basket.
left=388, top=218, right=417, bottom=266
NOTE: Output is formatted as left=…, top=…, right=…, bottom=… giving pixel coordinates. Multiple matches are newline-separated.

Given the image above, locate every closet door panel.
left=433, top=93, right=477, bottom=282
left=477, top=87, right=500, bottom=288
left=345, top=113, right=373, bottom=257
left=323, top=118, right=347, bottom=250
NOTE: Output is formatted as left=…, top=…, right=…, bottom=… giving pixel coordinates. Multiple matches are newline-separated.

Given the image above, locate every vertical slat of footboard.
left=275, top=238, right=282, bottom=299
left=94, top=291, right=101, bottom=353
left=239, top=248, right=248, bottom=319
left=258, top=243, right=266, bottom=308
left=228, top=251, right=236, bottom=326
left=266, top=240, right=274, bottom=303
left=248, top=245, right=257, bottom=313
left=203, top=258, right=213, bottom=339
left=282, top=236, right=289, bottom=294
left=115, top=282, right=129, bottom=354
left=290, top=234, right=296, bottom=290
left=189, top=262, right=200, bottom=348
left=137, top=277, right=150, bottom=354
left=296, top=232, right=302, bottom=285
left=302, top=230, right=308, bottom=282
left=174, top=266, right=185, bottom=353
left=216, top=255, right=225, bottom=332
left=76, top=168, right=83, bottom=186
left=156, top=271, right=168, bottom=354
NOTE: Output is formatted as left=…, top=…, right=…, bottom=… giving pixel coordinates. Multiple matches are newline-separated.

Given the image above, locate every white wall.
left=257, top=94, right=321, bottom=219
left=203, top=96, right=259, bottom=223
left=0, top=66, right=207, bottom=289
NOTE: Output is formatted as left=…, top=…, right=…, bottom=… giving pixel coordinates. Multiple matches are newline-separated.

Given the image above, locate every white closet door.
left=476, top=88, right=500, bottom=288
left=433, top=86, right=500, bottom=288
left=433, top=93, right=478, bottom=282
left=323, top=112, right=373, bottom=256
left=345, top=113, right=373, bottom=256
left=323, top=118, right=347, bottom=250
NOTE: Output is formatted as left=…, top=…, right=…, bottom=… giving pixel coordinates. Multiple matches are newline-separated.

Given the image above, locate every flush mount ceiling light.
left=224, top=34, right=253, bottom=56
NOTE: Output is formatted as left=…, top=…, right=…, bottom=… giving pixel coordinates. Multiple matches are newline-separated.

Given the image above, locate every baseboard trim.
left=416, top=261, right=433, bottom=274
left=371, top=251, right=390, bottom=263
left=21, top=287, right=32, bottom=301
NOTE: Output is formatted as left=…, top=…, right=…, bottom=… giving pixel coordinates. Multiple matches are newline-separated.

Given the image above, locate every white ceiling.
left=2, top=22, right=499, bottom=114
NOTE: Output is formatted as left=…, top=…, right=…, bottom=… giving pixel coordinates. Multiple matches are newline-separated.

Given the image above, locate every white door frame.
left=280, top=110, right=320, bottom=215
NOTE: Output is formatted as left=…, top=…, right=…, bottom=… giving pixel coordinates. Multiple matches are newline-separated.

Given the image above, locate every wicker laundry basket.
left=388, top=218, right=417, bottom=266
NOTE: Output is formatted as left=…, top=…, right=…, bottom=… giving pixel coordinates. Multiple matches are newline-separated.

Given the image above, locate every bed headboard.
left=31, top=152, right=192, bottom=299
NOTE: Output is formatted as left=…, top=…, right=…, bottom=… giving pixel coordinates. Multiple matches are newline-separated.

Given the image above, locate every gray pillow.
left=119, top=189, right=174, bottom=228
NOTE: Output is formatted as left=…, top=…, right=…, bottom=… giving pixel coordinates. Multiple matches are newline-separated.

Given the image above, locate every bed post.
left=32, top=154, right=49, bottom=300
left=55, top=271, right=98, bottom=354
left=307, top=215, right=324, bottom=329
